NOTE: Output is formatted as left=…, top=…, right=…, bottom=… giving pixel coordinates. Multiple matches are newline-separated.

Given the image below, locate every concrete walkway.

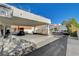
left=66, top=37, right=79, bottom=56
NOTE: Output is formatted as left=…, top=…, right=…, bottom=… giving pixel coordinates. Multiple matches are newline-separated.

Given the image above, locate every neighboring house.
left=50, top=24, right=67, bottom=32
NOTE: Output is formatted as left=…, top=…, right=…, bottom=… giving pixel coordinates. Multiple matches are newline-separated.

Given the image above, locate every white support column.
left=33, top=26, right=36, bottom=34
left=47, top=25, right=51, bottom=35
left=3, top=25, right=6, bottom=37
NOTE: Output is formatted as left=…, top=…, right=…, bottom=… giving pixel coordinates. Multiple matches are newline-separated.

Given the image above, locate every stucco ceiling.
left=0, top=16, right=48, bottom=26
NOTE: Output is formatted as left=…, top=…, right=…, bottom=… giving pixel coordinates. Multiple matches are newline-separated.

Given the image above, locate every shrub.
left=70, top=31, right=77, bottom=37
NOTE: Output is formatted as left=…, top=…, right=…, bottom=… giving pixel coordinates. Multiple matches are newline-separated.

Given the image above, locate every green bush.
left=70, top=31, right=77, bottom=37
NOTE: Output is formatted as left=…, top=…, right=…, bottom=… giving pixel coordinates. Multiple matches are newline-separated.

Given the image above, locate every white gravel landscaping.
left=0, top=35, right=36, bottom=56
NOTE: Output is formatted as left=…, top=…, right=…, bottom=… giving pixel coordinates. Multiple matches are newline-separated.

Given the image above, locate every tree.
left=70, top=18, right=78, bottom=27
left=62, top=20, right=71, bottom=33
left=62, top=18, right=79, bottom=37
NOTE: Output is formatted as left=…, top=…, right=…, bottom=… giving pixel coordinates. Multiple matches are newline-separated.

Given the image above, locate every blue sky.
left=8, top=3, right=79, bottom=24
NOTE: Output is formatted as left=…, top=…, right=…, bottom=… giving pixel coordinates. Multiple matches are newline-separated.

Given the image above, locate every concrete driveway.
left=26, top=35, right=68, bottom=56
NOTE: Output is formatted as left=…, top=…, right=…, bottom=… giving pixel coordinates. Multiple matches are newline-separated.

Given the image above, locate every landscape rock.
left=0, top=36, right=36, bottom=56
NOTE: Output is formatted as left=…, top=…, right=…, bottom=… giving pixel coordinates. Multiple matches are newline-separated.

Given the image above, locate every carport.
left=0, top=4, right=51, bottom=36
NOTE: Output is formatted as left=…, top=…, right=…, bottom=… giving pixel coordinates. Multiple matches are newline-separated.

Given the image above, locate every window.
left=0, top=6, right=12, bottom=18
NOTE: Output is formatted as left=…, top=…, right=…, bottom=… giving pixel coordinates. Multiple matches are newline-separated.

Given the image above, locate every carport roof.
left=0, top=4, right=51, bottom=26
